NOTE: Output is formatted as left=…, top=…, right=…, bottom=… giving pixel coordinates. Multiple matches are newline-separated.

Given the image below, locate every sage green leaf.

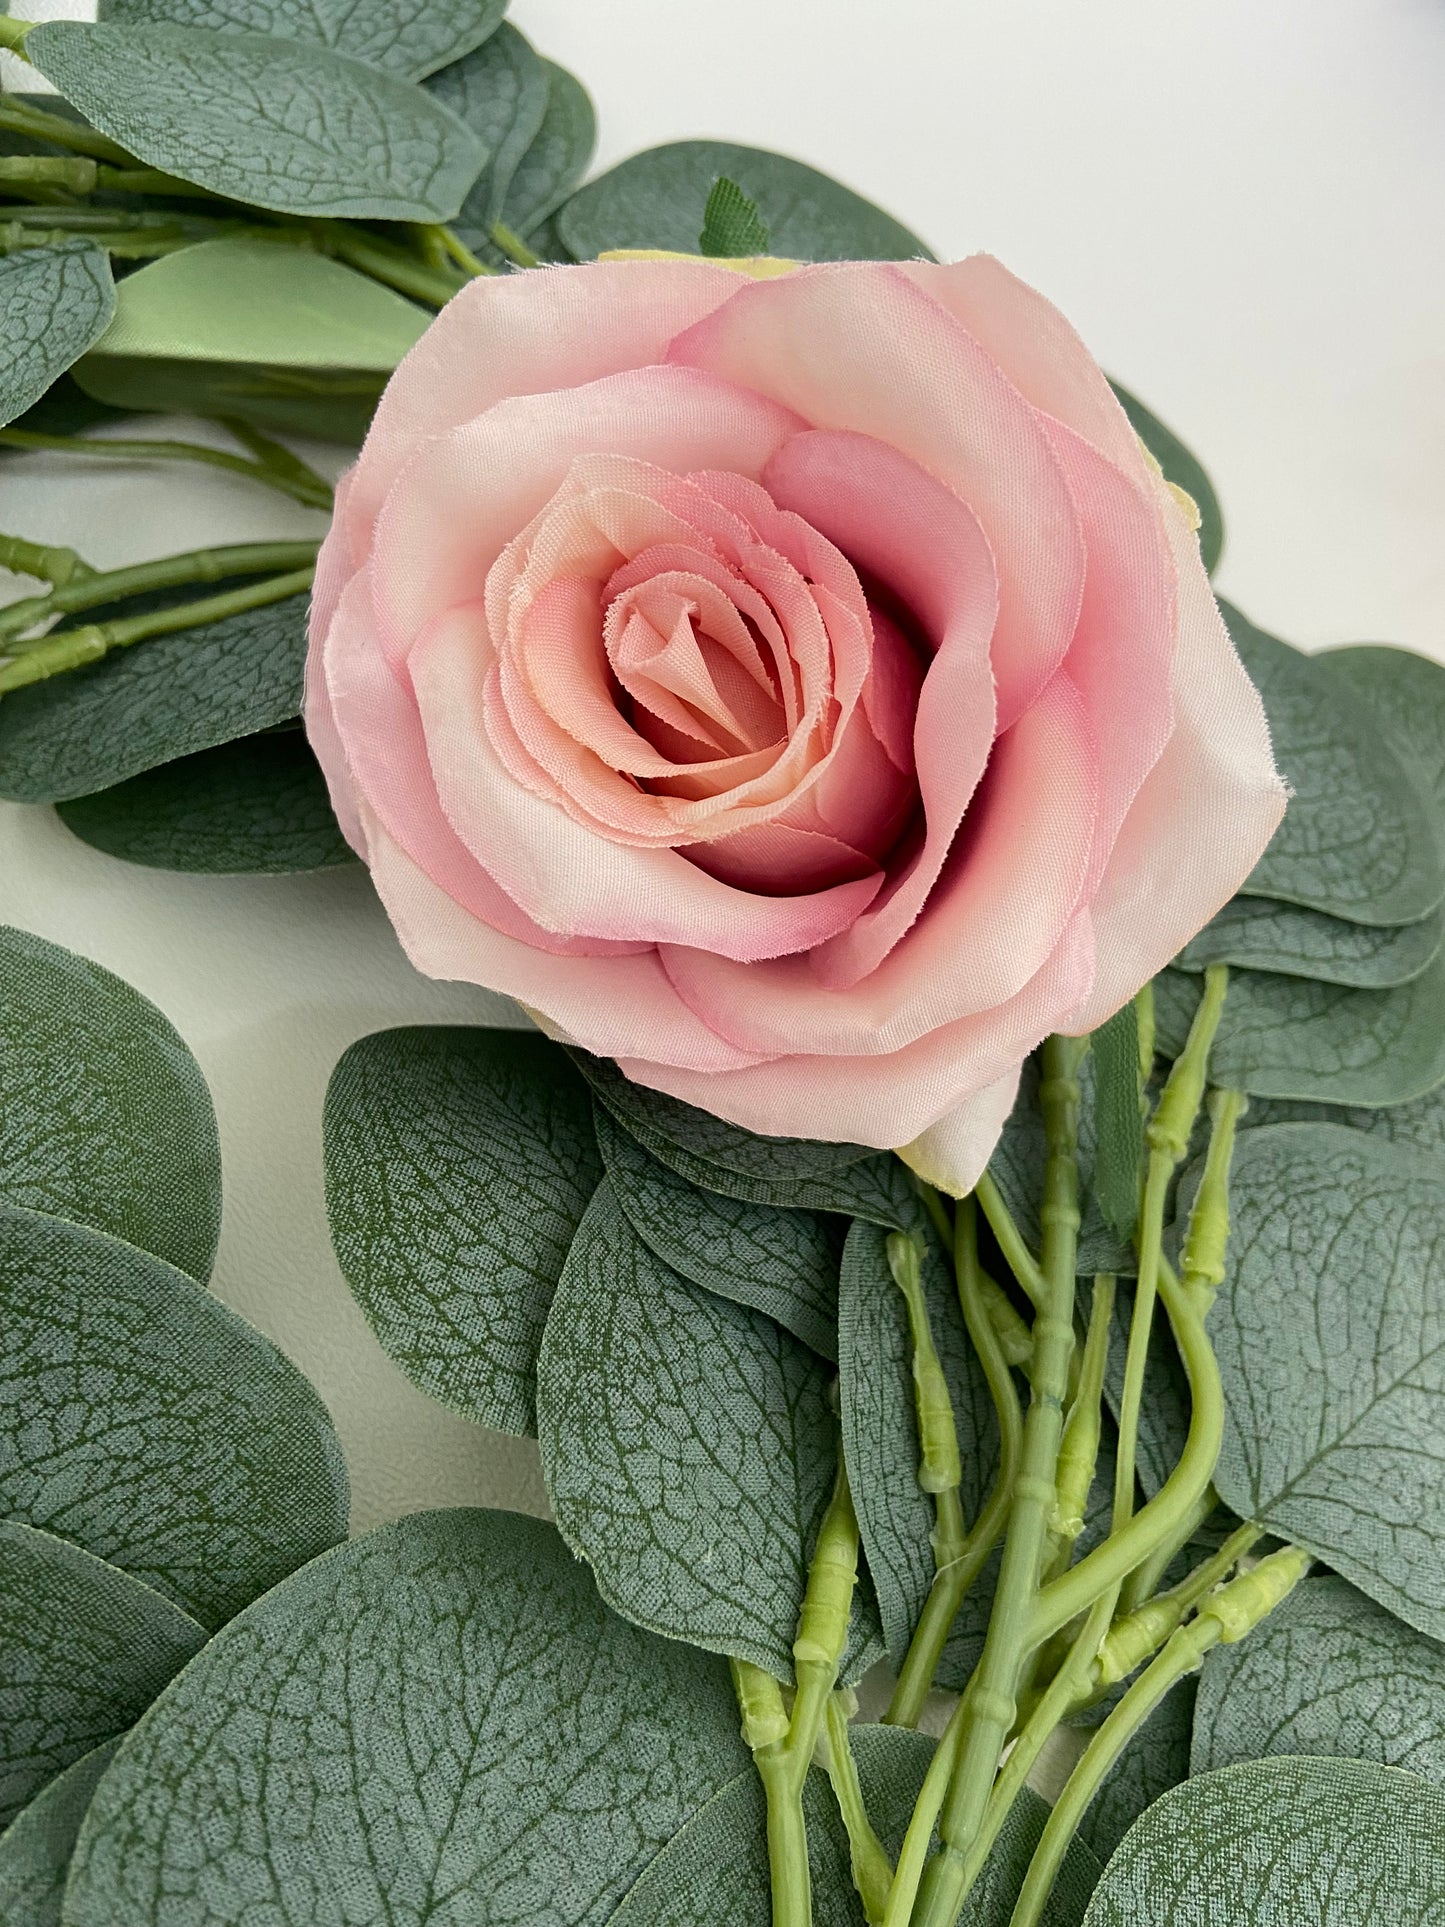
left=988, top=1055, right=1135, bottom=1277
left=1153, top=955, right=1445, bottom=1106
left=324, top=1025, right=602, bottom=1437
left=0, top=1524, right=202, bottom=1830
left=1076, top=1677, right=1195, bottom=1870
left=557, top=139, right=932, bottom=263
left=1193, top=1574, right=1445, bottom=1786
left=1177, top=893, right=1444, bottom=988
left=1318, top=643, right=1445, bottom=825
left=26, top=21, right=487, bottom=221
left=0, top=242, right=115, bottom=431
left=1092, top=1002, right=1144, bottom=1240
left=1247, top=1083, right=1445, bottom=1164
left=66, top=1508, right=750, bottom=1927
left=1081, top=1756, right=1445, bottom=1926
left=536, top=1182, right=879, bottom=1681
left=81, top=238, right=430, bottom=375
left=97, top=0, right=506, bottom=82
left=1202, top=1122, right=1445, bottom=1639
left=427, top=22, right=547, bottom=238
left=837, top=1218, right=999, bottom=1670
left=0, top=926, right=220, bottom=1278
left=73, top=351, right=383, bottom=440
left=56, top=730, right=356, bottom=874
left=526, top=208, right=575, bottom=263
left=0, top=1203, right=348, bottom=1629
left=0, top=1740, right=117, bottom=1927
left=1221, top=602, right=1445, bottom=925
left=594, top=1103, right=841, bottom=1362
left=1110, top=383, right=1223, bottom=576
left=0, top=592, right=309, bottom=804
left=699, top=177, right=771, bottom=258
left=497, top=60, right=596, bottom=237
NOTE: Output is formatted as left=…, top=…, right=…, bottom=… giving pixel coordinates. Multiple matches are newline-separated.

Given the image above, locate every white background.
left=2, top=0, right=1443, bottom=1534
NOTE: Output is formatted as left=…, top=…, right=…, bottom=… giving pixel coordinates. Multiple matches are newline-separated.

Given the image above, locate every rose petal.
left=897, top=1069, right=1023, bottom=1198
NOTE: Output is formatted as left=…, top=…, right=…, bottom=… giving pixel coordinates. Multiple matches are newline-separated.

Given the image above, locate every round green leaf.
left=0, top=1203, right=348, bottom=1629
left=324, top=1025, right=603, bottom=1437
left=1177, top=893, right=1443, bottom=988
left=426, top=22, right=547, bottom=234
left=26, top=20, right=487, bottom=221
left=1110, top=383, right=1223, bottom=576
left=536, top=1182, right=880, bottom=1681
left=0, top=926, right=220, bottom=1278
left=0, top=242, right=115, bottom=432
left=0, top=1524, right=203, bottom=1831
left=1222, top=603, right=1445, bottom=926
left=594, top=1101, right=841, bottom=1361
left=0, top=1740, right=118, bottom=1927
left=57, top=730, right=356, bottom=874
left=0, top=592, right=310, bottom=804
left=1318, top=643, right=1445, bottom=825
left=65, top=1508, right=751, bottom=1927
left=1081, top=1756, right=1445, bottom=1926
left=1247, top=1081, right=1445, bottom=1164
left=1203, top=1123, right=1445, bottom=1640
left=495, top=60, right=596, bottom=237
left=1193, top=1574, right=1445, bottom=1787
left=557, top=139, right=932, bottom=264
left=97, top=0, right=506, bottom=82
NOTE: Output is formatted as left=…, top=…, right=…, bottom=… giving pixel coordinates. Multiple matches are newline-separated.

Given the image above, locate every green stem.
left=883, top=1691, right=967, bottom=1927
left=0, top=565, right=315, bottom=692
left=913, top=1037, right=1084, bottom=1927
left=0, top=154, right=98, bottom=193
left=0, top=539, right=321, bottom=647
left=213, top=418, right=334, bottom=503
left=0, top=428, right=332, bottom=512
left=1082, top=1520, right=1263, bottom=1702
left=0, top=99, right=135, bottom=164
left=0, top=532, right=92, bottom=589
left=490, top=219, right=541, bottom=268
left=321, top=223, right=466, bottom=306
left=824, top=1696, right=893, bottom=1926
left=974, top=1170, right=1045, bottom=1309
left=0, top=15, right=35, bottom=54
left=428, top=221, right=495, bottom=277
left=1117, top=1481, right=1218, bottom=1616
left=757, top=1750, right=814, bottom=1927
left=1044, top=1274, right=1114, bottom=1577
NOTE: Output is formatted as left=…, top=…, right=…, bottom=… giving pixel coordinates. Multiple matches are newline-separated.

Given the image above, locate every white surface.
left=2, top=0, right=1443, bottom=1532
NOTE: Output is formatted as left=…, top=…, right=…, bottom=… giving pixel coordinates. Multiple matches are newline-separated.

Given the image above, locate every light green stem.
left=322, top=222, right=467, bottom=306
left=974, top=1170, right=1045, bottom=1309
left=825, top=1696, right=893, bottom=1926
left=0, top=532, right=92, bottom=590
left=428, top=222, right=495, bottom=277
left=1117, top=1481, right=1219, bottom=1615
left=0, top=99, right=135, bottom=163
left=0, top=429, right=332, bottom=512
left=1045, top=1275, right=1114, bottom=1575
left=490, top=219, right=541, bottom=268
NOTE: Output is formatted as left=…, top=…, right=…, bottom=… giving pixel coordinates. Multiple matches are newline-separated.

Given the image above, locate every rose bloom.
left=305, top=254, right=1284, bottom=1194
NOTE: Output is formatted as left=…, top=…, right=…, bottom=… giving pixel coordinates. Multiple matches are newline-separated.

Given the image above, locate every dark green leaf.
left=1080, top=1756, right=1445, bottom=1926
left=65, top=1509, right=751, bottom=1927
left=0, top=242, right=115, bottom=430
left=73, top=351, right=383, bottom=440
left=97, top=0, right=506, bottom=82
left=1193, top=1574, right=1445, bottom=1787
left=1091, top=1003, right=1144, bottom=1240
left=324, top=1025, right=602, bottom=1437
left=0, top=926, right=220, bottom=1278
left=0, top=1524, right=202, bottom=1830
left=1110, top=383, right=1223, bottom=576
left=595, top=1102, right=841, bottom=1361
left=988, top=1055, right=1135, bottom=1277
left=497, top=60, right=596, bottom=237
left=0, top=591, right=309, bottom=804
left=27, top=21, right=487, bottom=221
left=557, top=139, right=932, bottom=263
left=0, top=1203, right=348, bottom=1629
left=0, top=1740, right=118, bottom=1927
left=1221, top=602, right=1445, bottom=925
left=1154, top=955, right=1445, bottom=1106
left=699, top=176, right=771, bottom=257
left=426, top=22, right=547, bottom=239
left=56, top=729, right=356, bottom=874
left=1076, top=1677, right=1194, bottom=1869
left=1177, top=894, right=1443, bottom=987
left=536, top=1182, right=879, bottom=1681
left=1202, top=1122, right=1445, bottom=1640
left=1318, top=643, right=1445, bottom=823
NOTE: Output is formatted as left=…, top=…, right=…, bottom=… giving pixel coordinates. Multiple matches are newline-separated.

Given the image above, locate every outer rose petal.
left=1062, top=498, right=1287, bottom=1031
left=897, top=1069, right=1023, bottom=1198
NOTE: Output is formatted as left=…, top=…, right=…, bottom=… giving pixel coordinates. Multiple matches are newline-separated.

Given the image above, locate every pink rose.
left=305, top=256, right=1284, bottom=1193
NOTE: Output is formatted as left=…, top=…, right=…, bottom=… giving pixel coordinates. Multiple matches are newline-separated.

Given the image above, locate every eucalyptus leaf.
left=1075, top=1678, right=1194, bottom=1870
left=0, top=591, right=309, bottom=803
left=0, top=242, right=115, bottom=431
left=1221, top=602, right=1444, bottom=925
left=595, top=1103, right=841, bottom=1361
left=1110, top=383, right=1223, bottom=577
left=65, top=1508, right=751, bottom=1927
left=0, top=1203, right=348, bottom=1629
left=427, top=22, right=547, bottom=238
left=1153, top=955, right=1445, bottom=1106
left=1080, top=1756, right=1445, bottom=1926
left=0, top=925, right=220, bottom=1278
left=72, top=352, right=383, bottom=440
left=0, top=1523, right=203, bottom=1831
left=987, top=1055, right=1135, bottom=1277
left=1201, top=1122, right=1445, bottom=1640
left=1247, top=1083, right=1445, bottom=1165
left=536, top=1182, right=879, bottom=1681
left=0, top=1740, right=117, bottom=1927
left=837, top=1218, right=999, bottom=1671
left=1177, top=893, right=1443, bottom=988
left=324, top=1025, right=602, bottom=1437
left=496, top=59, right=596, bottom=237
left=1318, top=643, right=1445, bottom=824
left=1091, top=1002, right=1144, bottom=1240
left=26, top=20, right=487, bottom=221
left=1193, top=1574, right=1445, bottom=1786
left=557, top=139, right=932, bottom=263
left=97, top=0, right=506, bottom=82
left=56, top=730, right=356, bottom=874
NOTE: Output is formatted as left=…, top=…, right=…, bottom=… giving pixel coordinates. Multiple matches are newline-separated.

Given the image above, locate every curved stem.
left=490, top=219, right=541, bottom=268
left=974, top=1170, right=1045, bottom=1309
left=0, top=429, right=332, bottom=511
